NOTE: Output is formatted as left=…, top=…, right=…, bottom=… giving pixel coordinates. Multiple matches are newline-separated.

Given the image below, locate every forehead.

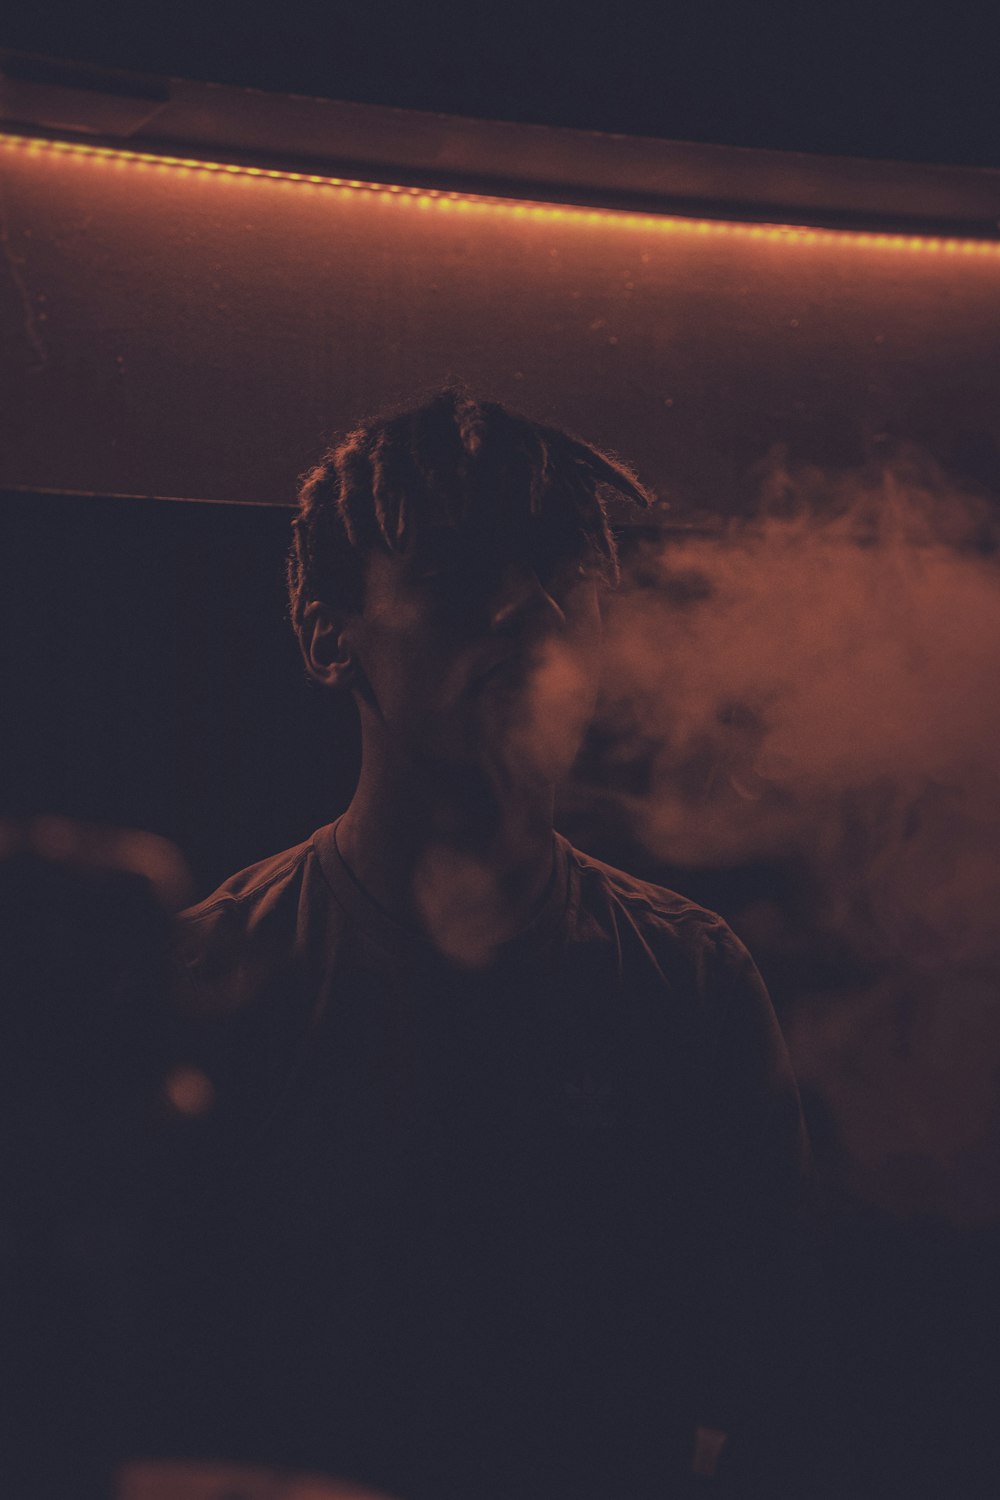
left=405, top=501, right=593, bottom=563
left=359, top=516, right=593, bottom=612
left=361, top=528, right=505, bottom=601
left=356, top=472, right=610, bottom=614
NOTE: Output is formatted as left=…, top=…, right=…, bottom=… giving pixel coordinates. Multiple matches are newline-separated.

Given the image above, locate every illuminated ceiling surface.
left=2, top=110, right=999, bottom=510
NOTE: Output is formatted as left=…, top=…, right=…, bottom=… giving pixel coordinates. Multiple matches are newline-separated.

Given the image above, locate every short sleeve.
left=689, top=921, right=824, bottom=1494
left=702, top=922, right=815, bottom=1222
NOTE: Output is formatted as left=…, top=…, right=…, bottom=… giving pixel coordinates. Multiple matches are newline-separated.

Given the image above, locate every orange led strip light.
left=4, top=131, right=1000, bottom=255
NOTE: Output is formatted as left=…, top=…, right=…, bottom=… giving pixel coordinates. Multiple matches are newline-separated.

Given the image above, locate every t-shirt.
left=166, top=822, right=815, bottom=1500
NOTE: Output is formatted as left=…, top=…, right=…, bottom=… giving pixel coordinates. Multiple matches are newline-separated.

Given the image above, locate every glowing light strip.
left=4, top=131, right=1000, bottom=254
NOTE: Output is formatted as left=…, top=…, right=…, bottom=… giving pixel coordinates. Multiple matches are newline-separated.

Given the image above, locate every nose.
left=488, top=562, right=566, bottom=637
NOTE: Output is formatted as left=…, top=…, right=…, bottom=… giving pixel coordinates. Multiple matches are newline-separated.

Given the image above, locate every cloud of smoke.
left=581, top=449, right=1000, bottom=1221
left=413, top=843, right=508, bottom=969
left=501, top=637, right=598, bottom=788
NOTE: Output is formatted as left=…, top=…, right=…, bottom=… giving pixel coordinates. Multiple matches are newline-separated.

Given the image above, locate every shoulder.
left=564, top=840, right=748, bottom=965
left=174, top=834, right=327, bottom=1014
left=561, top=838, right=772, bottom=1037
left=566, top=841, right=713, bottom=920
left=178, top=835, right=316, bottom=937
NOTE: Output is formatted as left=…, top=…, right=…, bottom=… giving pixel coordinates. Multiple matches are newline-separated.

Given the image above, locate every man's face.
left=348, top=521, right=605, bottom=784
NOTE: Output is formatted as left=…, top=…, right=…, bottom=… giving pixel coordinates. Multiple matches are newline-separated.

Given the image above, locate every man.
left=172, top=389, right=817, bottom=1500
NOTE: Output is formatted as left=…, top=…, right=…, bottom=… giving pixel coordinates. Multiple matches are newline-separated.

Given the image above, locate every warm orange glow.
left=163, top=1065, right=215, bottom=1118
left=4, top=130, right=999, bottom=254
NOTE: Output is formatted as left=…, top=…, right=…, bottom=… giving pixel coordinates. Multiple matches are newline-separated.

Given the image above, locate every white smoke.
left=413, top=842, right=509, bottom=970
left=577, top=448, right=1000, bottom=1222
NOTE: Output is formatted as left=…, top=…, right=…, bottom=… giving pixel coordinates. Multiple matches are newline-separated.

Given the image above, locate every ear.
left=297, top=601, right=362, bottom=692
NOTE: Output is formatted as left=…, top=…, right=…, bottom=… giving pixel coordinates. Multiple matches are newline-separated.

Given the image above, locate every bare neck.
left=334, top=743, right=557, bottom=955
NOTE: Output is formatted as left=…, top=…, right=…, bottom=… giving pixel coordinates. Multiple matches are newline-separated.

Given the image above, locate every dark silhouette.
left=0, top=832, right=190, bottom=1500
left=169, top=389, right=819, bottom=1499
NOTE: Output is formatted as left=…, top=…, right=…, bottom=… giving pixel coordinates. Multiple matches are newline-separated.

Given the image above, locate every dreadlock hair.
left=287, top=387, right=653, bottom=633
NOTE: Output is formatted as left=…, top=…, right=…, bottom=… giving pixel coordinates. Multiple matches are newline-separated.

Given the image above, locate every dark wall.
left=3, top=490, right=358, bottom=899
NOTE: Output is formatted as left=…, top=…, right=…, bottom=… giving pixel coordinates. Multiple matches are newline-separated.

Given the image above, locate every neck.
left=334, top=744, right=557, bottom=961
